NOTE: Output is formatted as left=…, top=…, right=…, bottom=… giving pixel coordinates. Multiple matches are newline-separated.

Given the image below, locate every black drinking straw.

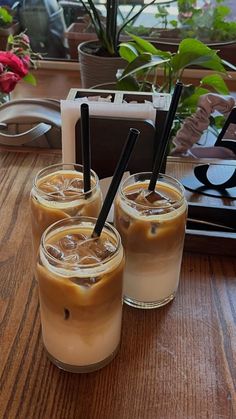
left=148, top=81, right=183, bottom=191
left=80, top=103, right=91, bottom=193
left=92, top=128, right=140, bottom=238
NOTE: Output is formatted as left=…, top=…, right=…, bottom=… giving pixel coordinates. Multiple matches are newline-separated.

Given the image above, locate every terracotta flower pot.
left=78, top=40, right=125, bottom=88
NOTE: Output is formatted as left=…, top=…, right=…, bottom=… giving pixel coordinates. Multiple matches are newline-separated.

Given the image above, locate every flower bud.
left=21, top=34, right=30, bottom=45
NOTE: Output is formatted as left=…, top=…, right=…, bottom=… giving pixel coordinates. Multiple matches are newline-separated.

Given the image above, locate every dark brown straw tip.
left=80, top=103, right=91, bottom=193
left=148, top=81, right=183, bottom=191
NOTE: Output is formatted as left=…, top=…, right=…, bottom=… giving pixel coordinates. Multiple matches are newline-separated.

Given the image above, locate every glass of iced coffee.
left=30, top=163, right=102, bottom=256
left=36, top=216, right=124, bottom=373
left=114, top=172, right=187, bottom=309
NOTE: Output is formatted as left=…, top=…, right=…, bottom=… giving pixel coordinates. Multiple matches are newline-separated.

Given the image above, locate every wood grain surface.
left=12, top=69, right=81, bottom=100
left=0, top=150, right=236, bottom=419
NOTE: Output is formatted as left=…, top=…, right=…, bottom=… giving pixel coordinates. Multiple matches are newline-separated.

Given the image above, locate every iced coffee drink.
left=30, top=163, right=102, bottom=256
left=114, top=172, right=187, bottom=309
left=36, top=216, right=124, bottom=373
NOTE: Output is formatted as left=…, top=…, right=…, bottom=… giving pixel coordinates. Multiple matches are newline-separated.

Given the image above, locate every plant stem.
left=116, top=0, right=158, bottom=46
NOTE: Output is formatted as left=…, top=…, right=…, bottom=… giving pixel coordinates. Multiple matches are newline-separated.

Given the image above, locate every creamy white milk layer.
left=40, top=299, right=122, bottom=365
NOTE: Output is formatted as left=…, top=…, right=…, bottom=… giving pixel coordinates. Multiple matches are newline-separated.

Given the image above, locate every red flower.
left=0, top=71, right=21, bottom=93
left=21, top=55, right=30, bottom=68
left=0, top=32, right=40, bottom=95
left=0, top=51, right=29, bottom=77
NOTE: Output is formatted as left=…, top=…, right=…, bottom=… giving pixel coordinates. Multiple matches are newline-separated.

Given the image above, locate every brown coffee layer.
left=31, top=171, right=102, bottom=255
left=115, top=181, right=187, bottom=254
left=36, top=249, right=124, bottom=340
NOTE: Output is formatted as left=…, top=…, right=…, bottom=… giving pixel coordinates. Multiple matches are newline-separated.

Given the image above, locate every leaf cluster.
left=79, top=0, right=159, bottom=56
left=118, top=35, right=235, bottom=122
left=176, top=0, right=236, bottom=42
left=0, top=6, right=13, bottom=27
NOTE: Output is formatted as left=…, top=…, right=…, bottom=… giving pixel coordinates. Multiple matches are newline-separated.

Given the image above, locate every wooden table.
left=12, top=68, right=82, bottom=100
left=0, top=149, right=236, bottom=419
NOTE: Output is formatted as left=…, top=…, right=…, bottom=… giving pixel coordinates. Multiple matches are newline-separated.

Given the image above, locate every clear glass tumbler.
left=114, top=172, right=187, bottom=309
left=36, top=216, right=124, bottom=373
left=30, top=163, right=102, bottom=256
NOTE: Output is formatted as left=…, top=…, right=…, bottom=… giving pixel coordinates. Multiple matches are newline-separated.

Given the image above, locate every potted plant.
left=0, top=6, right=20, bottom=51
left=131, top=0, right=236, bottom=65
left=117, top=34, right=236, bottom=144
left=77, top=0, right=159, bottom=88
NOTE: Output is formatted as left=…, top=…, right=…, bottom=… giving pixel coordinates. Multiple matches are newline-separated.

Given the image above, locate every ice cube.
left=134, top=189, right=149, bottom=205
left=145, top=190, right=167, bottom=204
left=49, top=175, right=81, bottom=196
left=39, top=181, right=60, bottom=194
left=59, top=175, right=68, bottom=185
left=150, top=222, right=159, bottom=235
left=63, top=254, right=80, bottom=263
left=125, top=190, right=142, bottom=202
left=68, top=178, right=84, bottom=190
left=70, top=275, right=102, bottom=287
left=50, top=175, right=67, bottom=189
left=59, top=235, right=78, bottom=250
left=70, top=233, right=87, bottom=242
left=64, top=308, right=70, bottom=320
left=46, top=245, right=64, bottom=260
left=88, top=239, right=116, bottom=261
left=79, top=255, right=101, bottom=265
left=141, top=208, right=165, bottom=216
left=103, top=240, right=116, bottom=254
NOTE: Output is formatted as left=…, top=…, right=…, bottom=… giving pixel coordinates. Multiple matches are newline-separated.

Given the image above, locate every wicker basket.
left=78, top=40, right=125, bottom=88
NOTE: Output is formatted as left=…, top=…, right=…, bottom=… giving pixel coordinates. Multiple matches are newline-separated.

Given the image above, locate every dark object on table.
left=187, top=202, right=236, bottom=231
left=71, top=88, right=171, bottom=178
left=214, top=106, right=236, bottom=153
left=182, top=107, right=236, bottom=198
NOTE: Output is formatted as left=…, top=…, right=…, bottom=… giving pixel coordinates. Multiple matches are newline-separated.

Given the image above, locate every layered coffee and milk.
left=31, top=164, right=102, bottom=255
left=114, top=173, right=187, bottom=309
left=36, top=217, right=124, bottom=373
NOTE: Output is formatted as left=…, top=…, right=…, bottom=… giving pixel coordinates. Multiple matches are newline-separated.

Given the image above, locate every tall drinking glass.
left=36, top=216, right=124, bottom=373
left=114, top=172, right=187, bottom=309
left=30, top=163, right=102, bottom=256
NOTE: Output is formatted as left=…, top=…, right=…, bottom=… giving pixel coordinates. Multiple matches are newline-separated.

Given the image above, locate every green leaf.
left=181, top=86, right=210, bottom=108
left=212, top=115, right=226, bottom=129
left=171, top=38, right=226, bottom=73
left=7, top=34, right=14, bottom=45
left=119, top=53, right=170, bottom=80
left=181, top=84, right=196, bottom=101
left=127, top=33, right=167, bottom=55
left=23, top=73, right=37, bottom=86
left=200, top=74, right=229, bottom=94
left=169, top=20, right=178, bottom=28
left=0, top=7, right=13, bottom=24
left=119, top=43, right=138, bottom=63
left=116, top=76, right=140, bottom=91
